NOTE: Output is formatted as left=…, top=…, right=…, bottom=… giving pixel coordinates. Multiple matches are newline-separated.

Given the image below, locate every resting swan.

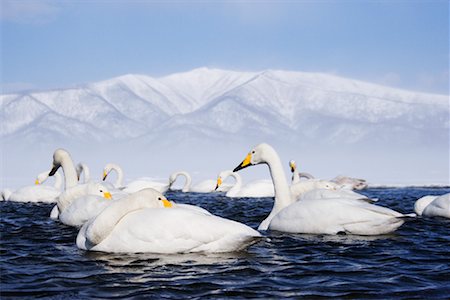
left=77, top=188, right=261, bottom=253
left=414, top=193, right=450, bottom=218
left=215, top=170, right=274, bottom=198
left=233, top=143, right=413, bottom=235
left=168, top=171, right=231, bottom=193
left=48, top=149, right=113, bottom=226
left=289, top=160, right=367, bottom=190
left=5, top=170, right=63, bottom=203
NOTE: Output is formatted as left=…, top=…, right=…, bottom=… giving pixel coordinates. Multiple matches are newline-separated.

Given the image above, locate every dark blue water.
left=1, top=187, right=450, bottom=299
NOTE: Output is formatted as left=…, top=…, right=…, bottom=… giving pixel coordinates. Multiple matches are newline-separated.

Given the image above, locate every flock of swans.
left=2, top=143, right=449, bottom=254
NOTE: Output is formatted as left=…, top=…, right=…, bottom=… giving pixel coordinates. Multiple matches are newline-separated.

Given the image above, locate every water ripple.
left=1, top=187, right=450, bottom=299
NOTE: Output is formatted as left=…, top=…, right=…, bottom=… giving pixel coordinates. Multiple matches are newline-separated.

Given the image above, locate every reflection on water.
left=1, top=187, right=450, bottom=298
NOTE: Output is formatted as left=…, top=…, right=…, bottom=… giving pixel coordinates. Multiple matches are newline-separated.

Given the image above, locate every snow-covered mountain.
left=1, top=68, right=449, bottom=187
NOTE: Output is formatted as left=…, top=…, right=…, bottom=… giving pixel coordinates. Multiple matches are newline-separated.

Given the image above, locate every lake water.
left=1, top=187, right=449, bottom=299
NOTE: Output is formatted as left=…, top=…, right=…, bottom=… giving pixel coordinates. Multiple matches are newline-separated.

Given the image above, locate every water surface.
left=1, top=187, right=450, bottom=299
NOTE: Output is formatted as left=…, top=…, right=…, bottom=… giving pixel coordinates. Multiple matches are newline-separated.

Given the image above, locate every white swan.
left=102, top=163, right=125, bottom=189
left=6, top=170, right=62, bottom=203
left=414, top=193, right=450, bottom=218
left=233, top=143, right=413, bottom=235
left=289, top=160, right=367, bottom=190
left=215, top=170, right=274, bottom=198
left=48, top=149, right=113, bottom=226
left=289, top=160, right=314, bottom=184
left=76, top=188, right=261, bottom=253
left=168, top=171, right=231, bottom=193
left=331, top=175, right=368, bottom=190
left=76, top=162, right=91, bottom=183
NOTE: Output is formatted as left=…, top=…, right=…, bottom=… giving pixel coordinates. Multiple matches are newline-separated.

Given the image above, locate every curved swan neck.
left=77, top=163, right=91, bottom=183
left=225, top=171, right=242, bottom=197
left=259, top=146, right=292, bottom=230
left=85, top=191, right=161, bottom=245
left=106, top=163, right=124, bottom=188
left=174, top=171, right=191, bottom=192
left=59, top=153, right=78, bottom=189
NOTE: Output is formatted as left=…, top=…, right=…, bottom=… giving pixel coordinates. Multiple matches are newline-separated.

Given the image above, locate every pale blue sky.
left=1, top=0, right=448, bottom=94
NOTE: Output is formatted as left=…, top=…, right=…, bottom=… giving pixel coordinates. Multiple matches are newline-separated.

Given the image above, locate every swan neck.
left=226, top=172, right=242, bottom=197
left=112, top=165, right=124, bottom=187
left=260, top=150, right=292, bottom=229
left=60, top=156, right=78, bottom=189
left=178, top=172, right=191, bottom=192
left=54, top=172, right=63, bottom=190
left=85, top=196, right=149, bottom=245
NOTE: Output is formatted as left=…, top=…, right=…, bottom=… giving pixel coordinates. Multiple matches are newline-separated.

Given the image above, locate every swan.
left=6, top=170, right=63, bottom=203
left=76, top=188, right=261, bottom=253
left=168, top=171, right=231, bottom=193
left=102, top=163, right=125, bottom=189
left=331, top=175, right=368, bottom=190
left=76, top=162, right=91, bottom=183
left=289, top=160, right=314, bottom=184
left=233, top=143, right=414, bottom=235
left=48, top=149, right=113, bottom=226
left=215, top=170, right=274, bottom=198
left=289, top=160, right=367, bottom=190
left=1, top=189, right=12, bottom=201
left=414, top=193, right=450, bottom=218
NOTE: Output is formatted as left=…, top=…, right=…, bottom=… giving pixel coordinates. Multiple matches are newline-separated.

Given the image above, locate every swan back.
left=84, top=188, right=170, bottom=246
left=414, top=196, right=437, bottom=216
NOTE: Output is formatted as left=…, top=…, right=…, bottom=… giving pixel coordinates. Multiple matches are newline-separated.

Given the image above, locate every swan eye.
left=252, top=150, right=255, bottom=154
left=99, top=190, right=103, bottom=192
left=158, top=197, right=162, bottom=200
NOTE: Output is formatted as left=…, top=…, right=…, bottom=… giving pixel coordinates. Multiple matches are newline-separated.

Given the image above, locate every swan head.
left=289, top=160, right=297, bottom=173
left=49, top=148, right=71, bottom=176
left=36, top=170, right=51, bottom=185
left=102, top=163, right=118, bottom=181
left=86, top=183, right=113, bottom=200
left=215, top=170, right=233, bottom=190
left=233, top=143, right=274, bottom=172
left=128, top=188, right=173, bottom=208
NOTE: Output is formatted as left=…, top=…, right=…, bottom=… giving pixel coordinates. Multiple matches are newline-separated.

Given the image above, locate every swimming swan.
left=76, top=188, right=261, bottom=253
left=289, top=160, right=315, bottom=184
left=414, top=193, right=450, bottom=218
left=168, top=171, right=231, bottom=193
left=48, top=149, right=113, bottom=226
left=6, top=170, right=63, bottom=203
left=215, top=170, right=274, bottom=198
left=233, top=143, right=413, bottom=235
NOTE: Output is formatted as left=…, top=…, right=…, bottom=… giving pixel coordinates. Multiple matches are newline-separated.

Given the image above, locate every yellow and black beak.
left=49, top=164, right=60, bottom=176
left=102, top=171, right=108, bottom=181
left=103, top=192, right=112, bottom=200
left=289, top=161, right=296, bottom=173
left=215, top=177, right=222, bottom=190
left=233, top=153, right=252, bottom=172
